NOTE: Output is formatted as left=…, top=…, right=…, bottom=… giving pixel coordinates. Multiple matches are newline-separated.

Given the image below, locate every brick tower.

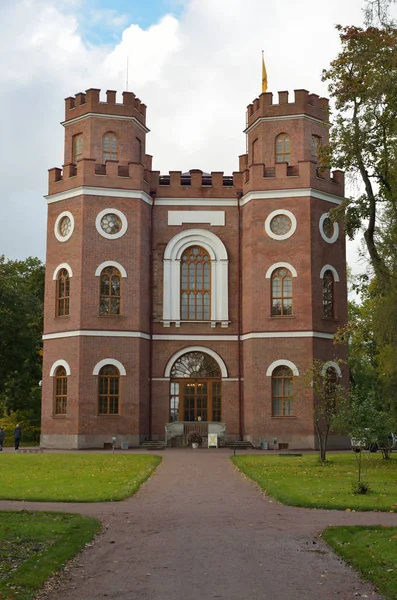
left=41, top=87, right=347, bottom=449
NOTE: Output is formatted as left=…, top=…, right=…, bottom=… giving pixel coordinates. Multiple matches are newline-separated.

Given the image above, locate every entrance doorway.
left=169, top=352, right=222, bottom=422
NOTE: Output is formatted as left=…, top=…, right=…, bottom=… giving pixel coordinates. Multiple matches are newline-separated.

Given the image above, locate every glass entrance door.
left=183, top=381, right=208, bottom=421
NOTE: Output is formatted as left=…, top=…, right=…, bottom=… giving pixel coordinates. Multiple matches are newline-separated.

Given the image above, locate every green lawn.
left=0, top=454, right=161, bottom=502
left=0, top=510, right=100, bottom=600
left=323, top=526, right=397, bottom=600
left=232, top=453, right=397, bottom=511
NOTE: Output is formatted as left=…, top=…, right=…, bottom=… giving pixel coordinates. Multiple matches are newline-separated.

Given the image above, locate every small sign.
left=208, top=433, right=218, bottom=448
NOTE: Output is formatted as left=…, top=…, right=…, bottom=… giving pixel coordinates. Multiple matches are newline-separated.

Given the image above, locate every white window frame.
left=163, top=229, right=229, bottom=328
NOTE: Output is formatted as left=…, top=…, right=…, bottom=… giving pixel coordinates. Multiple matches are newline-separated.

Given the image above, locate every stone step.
left=220, top=441, right=254, bottom=449
left=140, top=441, right=166, bottom=450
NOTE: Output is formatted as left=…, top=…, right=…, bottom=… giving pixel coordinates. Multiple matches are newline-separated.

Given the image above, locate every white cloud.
left=0, top=0, right=379, bottom=271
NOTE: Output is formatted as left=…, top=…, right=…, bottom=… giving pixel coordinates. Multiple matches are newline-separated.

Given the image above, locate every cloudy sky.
left=0, top=0, right=382, bottom=267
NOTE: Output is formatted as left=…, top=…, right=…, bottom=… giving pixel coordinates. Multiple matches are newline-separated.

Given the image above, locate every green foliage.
left=352, top=480, right=370, bottom=494
left=0, top=454, right=161, bottom=502
left=0, top=411, right=40, bottom=445
left=0, top=256, right=44, bottom=420
left=232, top=453, right=397, bottom=511
left=0, top=511, right=100, bottom=600
left=323, top=526, right=397, bottom=600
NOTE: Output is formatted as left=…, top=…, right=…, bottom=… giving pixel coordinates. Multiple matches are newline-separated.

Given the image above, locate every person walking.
left=0, top=427, right=5, bottom=451
left=14, top=424, right=22, bottom=450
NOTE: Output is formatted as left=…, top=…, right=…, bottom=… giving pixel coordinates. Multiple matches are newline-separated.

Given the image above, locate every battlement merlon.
left=63, top=89, right=147, bottom=126
left=246, top=90, right=329, bottom=129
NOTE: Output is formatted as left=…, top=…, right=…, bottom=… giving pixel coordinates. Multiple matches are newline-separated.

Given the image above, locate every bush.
left=0, top=411, right=40, bottom=445
left=187, top=430, right=203, bottom=446
left=352, top=480, right=370, bottom=495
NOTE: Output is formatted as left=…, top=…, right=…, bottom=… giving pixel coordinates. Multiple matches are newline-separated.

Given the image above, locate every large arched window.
left=181, top=246, right=211, bottom=320
left=163, top=229, right=228, bottom=327
left=272, top=365, right=293, bottom=416
left=72, top=133, right=83, bottom=163
left=98, top=365, right=120, bottom=415
left=100, top=267, right=121, bottom=315
left=170, top=351, right=222, bottom=422
left=271, top=268, right=292, bottom=316
left=275, top=133, right=291, bottom=164
left=54, top=366, right=67, bottom=415
left=324, top=366, right=338, bottom=406
left=322, top=270, right=335, bottom=318
left=102, top=132, right=118, bottom=162
left=57, top=269, right=70, bottom=317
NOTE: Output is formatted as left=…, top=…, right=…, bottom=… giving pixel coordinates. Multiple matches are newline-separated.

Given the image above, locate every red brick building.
left=41, top=87, right=347, bottom=449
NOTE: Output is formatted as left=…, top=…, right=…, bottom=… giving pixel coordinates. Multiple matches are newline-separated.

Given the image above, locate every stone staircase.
left=220, top=440, right=255, bottom=450
left=140, top=440, right=166, bottom=450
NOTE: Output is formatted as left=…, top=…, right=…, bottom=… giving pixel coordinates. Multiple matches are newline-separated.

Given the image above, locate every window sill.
left=99, top=314, right=124, bottom=318
left=270, top=315, right=296, bottom=319
left=271, top=416, right=297, bottom=419
left=96, top=414, right=121, bottom=417
left=322, top=317, right=339, bottom=322
left=55, top=315, right=70, bottom=319
left=52, top=414, right=67, bottom=418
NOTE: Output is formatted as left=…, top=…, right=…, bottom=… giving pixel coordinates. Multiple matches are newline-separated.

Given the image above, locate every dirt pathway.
left=1, top=449, right=396, bottom=599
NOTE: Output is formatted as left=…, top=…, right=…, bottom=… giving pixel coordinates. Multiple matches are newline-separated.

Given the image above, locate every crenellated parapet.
left=246, top=90, right=329, bottom=129
left=64, top=88, right=147, bottom=125
left=48, top=159, right=151, bottom=196
left=149, top=169, right=244, bottom=198
left=241, top=160, right=344, bottom=197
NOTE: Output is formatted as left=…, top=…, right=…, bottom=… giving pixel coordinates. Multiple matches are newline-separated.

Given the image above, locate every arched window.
left=100, top=267, right=121, bottom=315
left=322, top=270, right=334, bottom=318
left=271, top=268, right=292, bottom=316
left=181, top=246, right=211, bottom=320
left=54, top=366, right=67, bottom=415
left=98, top=365, right=120, bottom=415
left=170, top=351, right=222, bottom=422
left=102, top=132, right=118, bottom=162
left=311, top=135, right=321, bottom=161
left=272, top=366, right=293, bottom=416
left=72, top=133, right=83, bottom=163
left=324, top=366, right=338, bottom=400
left=57, top=269, right=70, bottom=316
left=275, top=133, right=291, bottom=164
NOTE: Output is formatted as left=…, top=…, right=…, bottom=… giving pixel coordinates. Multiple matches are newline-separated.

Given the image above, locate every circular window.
left=96, top=208, right=128, bottom=240
left=54, top=211, right=74, bottom=242
left=100, top=213, right=122, bottom=235
left=265, top=210, right=296, bottom=240
left=270, top=214, right=292, bottom=236
left=319, top=213, right=339, bottom=243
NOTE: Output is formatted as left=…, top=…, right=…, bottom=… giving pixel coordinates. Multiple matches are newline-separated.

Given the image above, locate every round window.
left=59, top=216, right=72, bottom=237
left=322, top=217, right=334, bottom=239
left=54, top=211, right=74, bottom=242
left=319, top=213, right=339, bottom=243
left=270, top=214, right=292, bottom=236
left=100, top=213, right=122, bottom=235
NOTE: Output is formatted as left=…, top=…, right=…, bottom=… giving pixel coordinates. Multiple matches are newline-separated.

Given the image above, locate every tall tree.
left=0, top=256, right=44, bottom=419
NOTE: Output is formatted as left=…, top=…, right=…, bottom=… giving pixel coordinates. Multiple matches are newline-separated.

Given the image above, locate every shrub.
left=187, top=430, right=203, bottom=446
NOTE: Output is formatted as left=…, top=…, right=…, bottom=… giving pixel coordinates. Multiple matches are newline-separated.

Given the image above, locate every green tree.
left=0, top=256, right=44, bottom=422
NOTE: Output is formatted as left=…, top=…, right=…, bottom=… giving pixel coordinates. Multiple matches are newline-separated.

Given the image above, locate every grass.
left=0, top=454, right=161, bottom=502
left=231, top=453, right=397, bottom=511
left=323, top=526, right=397, bottom=600
left=0, top=510, right=100, bottom=600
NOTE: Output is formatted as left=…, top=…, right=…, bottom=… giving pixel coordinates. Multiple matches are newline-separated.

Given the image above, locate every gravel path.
left=1, top=448, right=396, bottom=599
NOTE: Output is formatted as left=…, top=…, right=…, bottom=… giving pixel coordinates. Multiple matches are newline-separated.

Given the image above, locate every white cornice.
left=240, top=188, right=344, bottom=206
left=156, top=198, right=237, bottom=206
left=43, top=329, right=334, bottom=341
left=62, top=112, right=150, bottom=134
left=241, top=331, right=334, bottom=340
left=43, top=330, right=151, bottom=340
left=244, top=113, right=327, bottom=134
left=45, top=186, right=153, bottom=205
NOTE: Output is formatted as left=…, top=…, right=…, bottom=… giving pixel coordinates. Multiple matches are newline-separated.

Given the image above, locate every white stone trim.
left=319, top=213, right=339, bottom=243
left=62, top=112, right=150, bottom=134
left=43, top=330, right=150, bottom=340
left=244, top=113, right=326, bottom=135
left=52, top=263, right=73, bottom=280
left=322, top=361, right=342, bottom=377
left=320, top=264, right=340, bottom=282
left=50, top=359, right=71, bottom=376
left=54, top=211, right=75, bottom=242
left=266, top=359, right=300, bottom=376
left=152, top=376, right=240, bottom=382
left=264, top=209, right=297, bottom=240
left=163, top=229, right=228, bottom=326
left=95, top=208, right=128, bottom=240
left=241, top=331, right=334, bottom=340
left=93, top=358, right=126, bottom=376
left=45, top=187, right=152, bottom=206
left=164, top=346, right=228, bottom=378
left=95, top=261, right=127, bottom=277
left=153, top=334, right=238, bottom=341
left=157, top=198, right=236, bottom=206
left=168, top=210, right=225, bottom=226
left=265, top=262, right=297, bottom=278
left=240, top=188, right=344, bottom=207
